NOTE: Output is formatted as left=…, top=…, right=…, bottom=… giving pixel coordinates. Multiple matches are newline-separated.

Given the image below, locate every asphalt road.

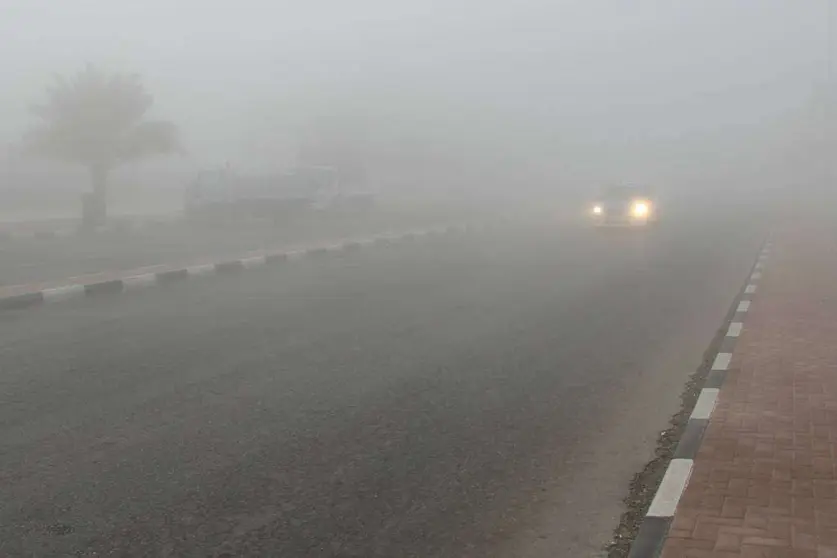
left=0, top=209, right=764, bottom=557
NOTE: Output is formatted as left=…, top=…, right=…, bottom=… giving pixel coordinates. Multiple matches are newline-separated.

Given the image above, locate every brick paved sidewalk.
left=661, top=218, right=837, bottom=557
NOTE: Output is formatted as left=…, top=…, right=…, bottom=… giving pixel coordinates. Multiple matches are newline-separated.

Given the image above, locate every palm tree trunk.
left=83, top=164, right=108, bottom=229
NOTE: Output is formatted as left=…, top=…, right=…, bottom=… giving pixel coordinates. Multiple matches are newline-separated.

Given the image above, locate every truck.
left=184, top=166, right=339, bottom=222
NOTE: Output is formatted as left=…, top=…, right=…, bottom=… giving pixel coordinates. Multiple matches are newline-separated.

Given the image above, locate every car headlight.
left=631, top=201, right=649, bottom=217
left=592, top=205, right=603, bottom=215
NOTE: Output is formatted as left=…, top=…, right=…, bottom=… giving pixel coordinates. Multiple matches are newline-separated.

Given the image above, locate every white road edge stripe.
left=42, top=284, right=86, bottom=303
left=285, top=250, right=306, bottom=260
left=737, top=300, right=751, bottom=313
left=241, top=255, right=267, bottom=269
left=712, top=352, right=732, bottom=370
left=647, top=459, right=694, bottom=517
left=691, top=388, right=720, bottom=420
left=726, top=322, right=743, bottom=337
left=750, top=272, right=762, bottom=280
left=186, top=264, right=216, bottom=277
left=745, top=285, right=757, bottom=294
left=122, top=273, right=158, bottom=290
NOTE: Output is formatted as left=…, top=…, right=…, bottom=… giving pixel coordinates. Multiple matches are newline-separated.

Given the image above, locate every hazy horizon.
left=1, top=0, right=832, bottom=197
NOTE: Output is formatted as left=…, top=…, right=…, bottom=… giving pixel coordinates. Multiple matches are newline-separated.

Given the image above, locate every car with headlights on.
left=590, top=185, right=658, bottom=227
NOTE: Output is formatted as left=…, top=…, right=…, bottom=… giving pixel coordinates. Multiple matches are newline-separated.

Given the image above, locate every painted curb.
left=0, top=223, right=479, bottom=314
left=627, top=238, right=772, bottom=558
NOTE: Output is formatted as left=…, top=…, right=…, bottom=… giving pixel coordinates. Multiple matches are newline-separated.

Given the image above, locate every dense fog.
left=0, top=0, right=832, bottom=208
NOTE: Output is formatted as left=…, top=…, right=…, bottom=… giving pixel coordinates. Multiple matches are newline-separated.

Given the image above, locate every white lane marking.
left=122, top=273, right=158, bottom=290
left=712, top=352, right=732, bottom=371
left=691, top=388, right=720, bottom=420
left=737, top=300, right=751, bottom=313
left=241, top=255, right=267, bottom=269
left=42, top=284, right=86, bottom=303
left=745, top=285, right=757, bottom=294
left=750, top=271, right=762, bottom=280
left=726, top=322, right=743, bottom=337
left=304, top=245, right=331, bottom=255
left=755, top=262, right=765, bottom=270
left=285, top=250, right=307, bottom=260
left=647, top=459, right=694, bottom=517
left=186, top=264, right=216, bottom=277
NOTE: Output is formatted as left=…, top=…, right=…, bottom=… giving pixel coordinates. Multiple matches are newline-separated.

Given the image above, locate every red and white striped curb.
left=0, top=223, right=476, bottom=312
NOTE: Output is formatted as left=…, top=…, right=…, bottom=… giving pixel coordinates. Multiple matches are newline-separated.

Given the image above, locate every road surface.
left=0, top=209, right=764, bottom=557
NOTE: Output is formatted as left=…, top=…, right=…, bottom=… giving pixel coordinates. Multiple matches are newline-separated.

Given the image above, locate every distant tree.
left=25, top=64, right=181, bottom=227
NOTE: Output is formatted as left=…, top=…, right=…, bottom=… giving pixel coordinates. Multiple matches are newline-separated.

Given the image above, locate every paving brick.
left=715, top=532, right=743, bottom=551
left=658, top=218, right=837, bottom=557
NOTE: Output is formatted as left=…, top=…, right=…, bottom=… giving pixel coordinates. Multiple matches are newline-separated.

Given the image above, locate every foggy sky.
left=1, top=0, right=831, bottom=195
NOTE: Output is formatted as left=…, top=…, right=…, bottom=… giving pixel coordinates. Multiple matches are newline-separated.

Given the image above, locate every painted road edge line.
left=121, top=273, right=159, bottom=291
left=646, top=459, right=694, bottom=517
left=689, top=388, right=720, bottom=420
left=0, top=223, right=478, bottom=313
left=712, top=352, right=732, bottom=371
left=627, top=238, right=769, bottom=558
left=42, top=284, right=86, bottom=303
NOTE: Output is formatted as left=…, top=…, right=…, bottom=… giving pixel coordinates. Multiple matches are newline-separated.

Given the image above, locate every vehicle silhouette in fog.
left=590, top=185, right=659, bottom=227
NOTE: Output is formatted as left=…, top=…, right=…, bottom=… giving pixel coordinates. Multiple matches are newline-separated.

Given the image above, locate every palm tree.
left=26, top=65, right=181, bottom=227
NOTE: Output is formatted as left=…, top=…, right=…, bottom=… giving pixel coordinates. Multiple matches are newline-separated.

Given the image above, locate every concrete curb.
left=626, top=238, right=772, bottom=558
left=0, top=223, right=477, bottom=313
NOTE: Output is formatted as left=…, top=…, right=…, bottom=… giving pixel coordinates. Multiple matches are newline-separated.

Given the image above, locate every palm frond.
left=26, top=65, right=179, bottom=168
